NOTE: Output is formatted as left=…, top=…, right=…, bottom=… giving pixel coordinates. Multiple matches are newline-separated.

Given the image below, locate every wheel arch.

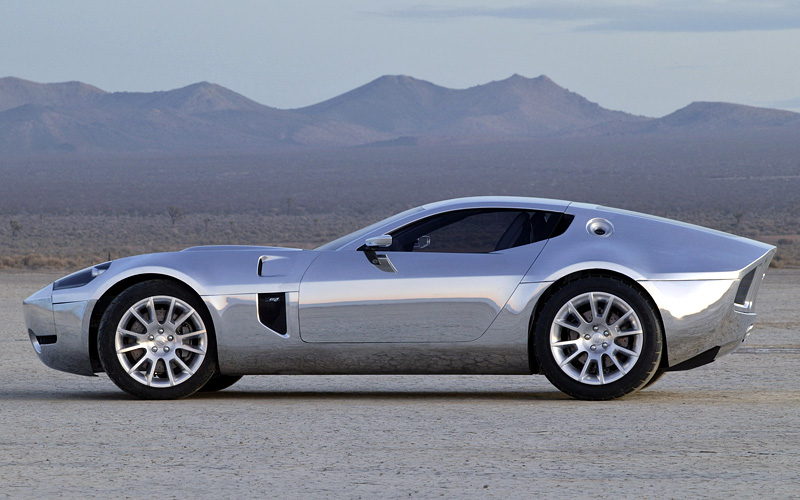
left=88, top=273, right=209, bottom=373
left=527, top=268, right=668, bottom=374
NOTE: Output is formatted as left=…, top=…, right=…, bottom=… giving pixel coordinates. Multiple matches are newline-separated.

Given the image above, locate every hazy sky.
left=2, top=0, right=799, bottom=116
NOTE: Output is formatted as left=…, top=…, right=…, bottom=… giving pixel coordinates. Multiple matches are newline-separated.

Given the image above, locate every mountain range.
left=1, top=74, right=798, bottom=154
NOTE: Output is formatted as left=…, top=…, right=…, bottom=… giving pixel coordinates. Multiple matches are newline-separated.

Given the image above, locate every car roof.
left=420, top=196, right=572, bottom=213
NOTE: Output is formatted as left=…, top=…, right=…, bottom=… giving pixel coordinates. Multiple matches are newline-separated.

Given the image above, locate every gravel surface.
left=1, top=271, right=799, bottom=499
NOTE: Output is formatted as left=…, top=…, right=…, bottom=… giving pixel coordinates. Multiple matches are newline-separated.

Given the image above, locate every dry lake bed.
left=1, top=271, right=799, bottom=499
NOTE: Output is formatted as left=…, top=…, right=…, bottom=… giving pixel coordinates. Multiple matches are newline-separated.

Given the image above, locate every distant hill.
left=297, top=74, right=646, bottom=137
left=98, top=81, right=270, bottom=113
left=655, top=101, right=800, bottom=130
left=587, top=101, right=800, bottom=137
left=0, top=77, right=388, bottom=153
left=296, top=75, right=451, bottom=133
left=0, top=77, right=105, bottom=112
left=1, top=75, right=798, bottom=155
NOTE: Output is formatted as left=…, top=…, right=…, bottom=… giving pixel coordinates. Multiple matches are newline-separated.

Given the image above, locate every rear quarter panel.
left=525, top=204, right=774, bottom=283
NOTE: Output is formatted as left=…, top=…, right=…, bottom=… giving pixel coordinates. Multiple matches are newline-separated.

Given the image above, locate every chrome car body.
left=24, top=197, right=775, bottom=398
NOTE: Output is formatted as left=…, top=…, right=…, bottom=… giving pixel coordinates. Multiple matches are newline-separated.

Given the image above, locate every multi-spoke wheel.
left=533, top=276, right=662, bottom=400
left=98, top=280, right=217, bottom=399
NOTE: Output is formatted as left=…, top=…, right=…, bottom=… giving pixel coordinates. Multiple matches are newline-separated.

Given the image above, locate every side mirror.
left=414, top=235, right=431, bottom=250
left=361, top=235, right=397, bottom=273
left=364, top=234, right=392, bottom=248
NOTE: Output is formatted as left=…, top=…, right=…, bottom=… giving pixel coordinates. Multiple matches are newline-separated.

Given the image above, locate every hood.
left=181, top=245, right=302, bottom=252
left=50, top=246, right=320, bottom=303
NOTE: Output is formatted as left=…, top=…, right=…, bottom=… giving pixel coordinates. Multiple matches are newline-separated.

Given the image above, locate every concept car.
left=24, top=197, right=775, bottom=400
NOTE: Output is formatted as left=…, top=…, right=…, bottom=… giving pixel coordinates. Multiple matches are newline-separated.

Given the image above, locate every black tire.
left=533, top=275, right=663, bottom=400
left=643, top=369, right=667, bottom=389
left=200, top=374, right=243, bottom=392
left=98, top=280, right=217, bottom=399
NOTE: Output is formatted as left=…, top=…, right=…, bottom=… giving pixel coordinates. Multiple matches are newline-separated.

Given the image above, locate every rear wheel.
left=98, top=280, right=217, bottom=399
left=533, top=276, right=662, bottom=400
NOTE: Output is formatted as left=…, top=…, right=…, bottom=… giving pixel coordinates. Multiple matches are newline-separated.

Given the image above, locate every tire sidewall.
left=533, top=276, right=662, bottom=400
left=98, top=280, right=217, bottom=399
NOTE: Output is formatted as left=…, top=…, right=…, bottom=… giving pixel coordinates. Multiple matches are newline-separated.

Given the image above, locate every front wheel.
left=98, top=280, right=217, bottom=399
left=533, top=276, right=663, bottom=400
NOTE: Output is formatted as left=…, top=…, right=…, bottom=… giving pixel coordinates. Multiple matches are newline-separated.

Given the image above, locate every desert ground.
left=3, top=137, right=800, bottom=270
left=0, top=271, right=798, bottom=499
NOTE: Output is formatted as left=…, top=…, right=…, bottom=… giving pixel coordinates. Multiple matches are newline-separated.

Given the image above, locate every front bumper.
left=23, top=284, right=96, bottom=376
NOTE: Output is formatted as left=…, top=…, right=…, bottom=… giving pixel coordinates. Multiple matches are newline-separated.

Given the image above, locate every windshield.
left=315, top=206, right=425, bottom=251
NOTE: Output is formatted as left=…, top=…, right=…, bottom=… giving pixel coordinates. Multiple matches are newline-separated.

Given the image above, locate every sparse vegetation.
left=1, top=135, right=798, bottom=270
left=0, top=208, right=795, bottom=271
left=0, top=212, right=368, bottom=270
left=9, top=219, right=21, bottom=237
left=167, top=206, right=185, bottom=225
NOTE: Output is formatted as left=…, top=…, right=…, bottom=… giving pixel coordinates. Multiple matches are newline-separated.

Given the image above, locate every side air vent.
left=258, top=293, right=287, bottom=335
left=735, top=268, right=757, bottom=307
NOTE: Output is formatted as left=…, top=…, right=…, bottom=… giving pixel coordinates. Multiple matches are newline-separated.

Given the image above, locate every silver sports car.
left=24, top=197, right=775, bottom=400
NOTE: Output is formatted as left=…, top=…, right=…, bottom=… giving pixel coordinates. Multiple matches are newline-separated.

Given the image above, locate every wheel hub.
left=114, top=295, right=207, bottom=387
left=549, top=291, right=644, bottom=385
left=582, top=328, right=611, bottom=351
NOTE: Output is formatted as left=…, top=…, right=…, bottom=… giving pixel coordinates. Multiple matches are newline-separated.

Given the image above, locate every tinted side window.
left=388, top=209, right=560, bottom=254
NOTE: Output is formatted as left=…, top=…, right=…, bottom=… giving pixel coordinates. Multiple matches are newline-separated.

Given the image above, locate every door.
left=298, top=209, right=557, bottom=343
